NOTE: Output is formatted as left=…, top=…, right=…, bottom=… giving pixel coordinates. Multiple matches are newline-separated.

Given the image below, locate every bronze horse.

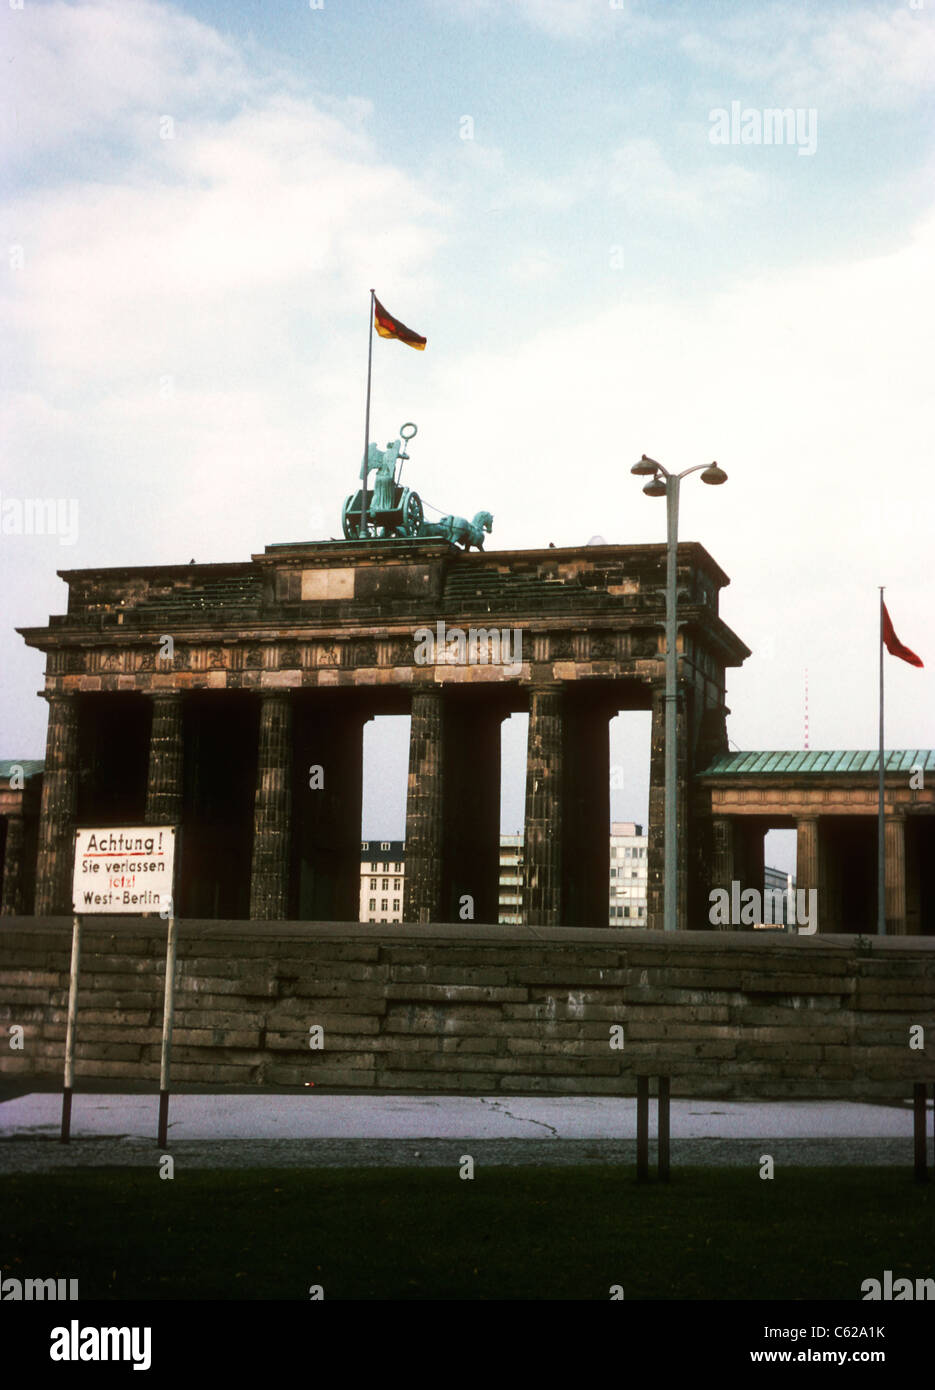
left=419, top=511, right=493, bottom=551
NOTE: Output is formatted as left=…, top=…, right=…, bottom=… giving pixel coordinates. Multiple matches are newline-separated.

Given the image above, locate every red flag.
left=882, top=602, right=924, bottom=667
left=373, top=297, right=426, bottom=350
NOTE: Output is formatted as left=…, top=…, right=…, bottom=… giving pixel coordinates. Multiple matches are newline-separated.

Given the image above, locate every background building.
left=609, top=821, right=648, bottom=925
left=498, top=834, right=523, bottom=926
left=360, top=840, right=404, bottom=923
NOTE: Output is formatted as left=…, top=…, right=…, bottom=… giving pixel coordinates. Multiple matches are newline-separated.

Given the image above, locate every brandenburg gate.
left=18, top=535, right=749, bottom=928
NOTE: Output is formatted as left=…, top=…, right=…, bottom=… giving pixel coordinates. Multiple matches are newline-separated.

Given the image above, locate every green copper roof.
left=700, top=750, right=935, bottom=776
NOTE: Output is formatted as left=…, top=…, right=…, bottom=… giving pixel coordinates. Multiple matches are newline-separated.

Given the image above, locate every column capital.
left=41, top=689, right=76, bottom=705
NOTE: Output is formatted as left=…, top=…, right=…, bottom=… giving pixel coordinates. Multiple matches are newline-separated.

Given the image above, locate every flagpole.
left=360, top=288, right=375, bottom=538
left=878, top=586, right=885, bottom=935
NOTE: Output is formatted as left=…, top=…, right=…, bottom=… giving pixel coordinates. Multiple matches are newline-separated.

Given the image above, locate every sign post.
left=158, top=906, right=178, bottom=1148
left=60, top=914, right=82, bottom=1143
left=67, top=826, right=177, bottom=1146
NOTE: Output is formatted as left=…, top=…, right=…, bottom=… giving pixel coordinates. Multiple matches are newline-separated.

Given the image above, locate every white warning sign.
left=72, top=826, right=176, bottom=915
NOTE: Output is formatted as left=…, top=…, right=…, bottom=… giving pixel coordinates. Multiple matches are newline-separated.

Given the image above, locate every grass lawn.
left=2, top=1165, right=933, bottom=1300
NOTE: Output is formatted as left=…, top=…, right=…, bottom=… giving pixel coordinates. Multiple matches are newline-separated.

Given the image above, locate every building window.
left=381, top=898, right=388, bottom=910
left=381, top=841, right=390, bottom=851
left=624, top=906, right=630, bottom=917
left=370, top=877, right=376, bottom=889
left=369, top=898, right=376, bottom=910
left=610, top=868, right=617, bottom=878
left=395, top=862, right=402, bottom=872
left=393, top=899, right=400, bottom=911
left=361, top=841, right=369, bottom=852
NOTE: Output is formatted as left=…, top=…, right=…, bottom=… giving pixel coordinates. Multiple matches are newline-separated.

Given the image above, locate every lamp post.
left=630, top=454, right=728, bottom=932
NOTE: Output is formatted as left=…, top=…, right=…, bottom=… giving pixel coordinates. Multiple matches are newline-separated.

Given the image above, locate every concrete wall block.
left=389, top=966, right=511, bottom=986
left=743, top=1025, right=851, bottom=1045
left=439, top=1036, right=500, bottom=1054
left=740, top=973, right=854, bottom=996
left=853, top=1025, right=935, bottom=1045
left=274, top=961, right=389, bottom=984
left=385, top=984, right=528, bottom=1003
left=383, top=1004, right=501, bottom=1032
left=170, top=1062, right=256, bottom=1083
left=170, top=1027, right=262, bottom=1048
left=70, top=1025, right=157, bottom=1045
left=374, top=1070, right=491, bottom=1090
left=505, top=1037, right=600, bottom=1057
left=625, top=1040, right=737, bottom=1059
left=264, top=1014, right=382, bottom=1036
left=0, top=970, right=62, bottom=988
left=497, top=1074, right=623, bottom=1094
left=74, top=1042, right=143, bottom=1061
left=173, top=1009, right=267, bottom=1030
left=287, top=980, right=385, bottom=1001
left=624, top=1022, right=739, bottom=1041
left=268, top=991, right=387, bottom=1015
left=0, top=985, right=67, bottom=1007
left=84, top=973, right=164, bottom=993
left=177, top=975, right=278, bottom=998
left=79, top=990, right=158, bottom=1011
left=514, top=967, right=631, bottom=987
left=0, top=1004, right=51, bottom=1023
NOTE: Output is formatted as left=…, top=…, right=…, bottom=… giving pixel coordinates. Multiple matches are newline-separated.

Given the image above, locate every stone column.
left=884, top=815, right=907, bottom=936
left=34, top=694, right=79, bottom=916
left=145, top=693, right=184, bottom=825
left=249, top=692, right=293, bottom=920
left=523, top=685, right=564, bottom=927
left=796, top=816, right=820, bottom=933
left=562, top=694, right=610, bottom=928
left=404, top=688, right=444, bottom=923
left=443, top=699, right=505, bottom=925
left=0, top=815, right=26, bottom=916
left=710, top=816, right=735, bottom=930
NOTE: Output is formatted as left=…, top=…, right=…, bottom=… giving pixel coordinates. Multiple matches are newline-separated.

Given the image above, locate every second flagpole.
left=361, top=288, right=375, bottom=538
left=878, top=586, right=885, bottom=935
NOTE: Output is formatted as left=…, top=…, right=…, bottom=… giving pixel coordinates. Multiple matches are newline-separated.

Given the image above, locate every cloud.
left=605, top=137, right=764, bottom=219
left=680, top=5, right=935, bottom=111
left=1, top=0, right=249, bottom=168
left=423, top=0, right=653, bottom=41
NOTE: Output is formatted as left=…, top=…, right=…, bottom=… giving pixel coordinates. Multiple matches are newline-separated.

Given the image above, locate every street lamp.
left=630, top=454, right=728, bottom=931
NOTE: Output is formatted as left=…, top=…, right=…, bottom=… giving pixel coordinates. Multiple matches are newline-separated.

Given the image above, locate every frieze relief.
left=314, top=642, right=342, bottom=668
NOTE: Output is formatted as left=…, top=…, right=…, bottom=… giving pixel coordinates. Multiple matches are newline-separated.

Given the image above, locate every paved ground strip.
left=1, top=1093, right=930, bottom=1172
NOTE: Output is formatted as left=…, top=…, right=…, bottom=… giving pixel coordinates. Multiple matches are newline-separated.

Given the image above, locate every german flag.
left=374, top=296, right=426, bottom=350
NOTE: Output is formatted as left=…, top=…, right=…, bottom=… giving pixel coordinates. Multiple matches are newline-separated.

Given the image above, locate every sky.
left=2, top=0, right=934, bottom=861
